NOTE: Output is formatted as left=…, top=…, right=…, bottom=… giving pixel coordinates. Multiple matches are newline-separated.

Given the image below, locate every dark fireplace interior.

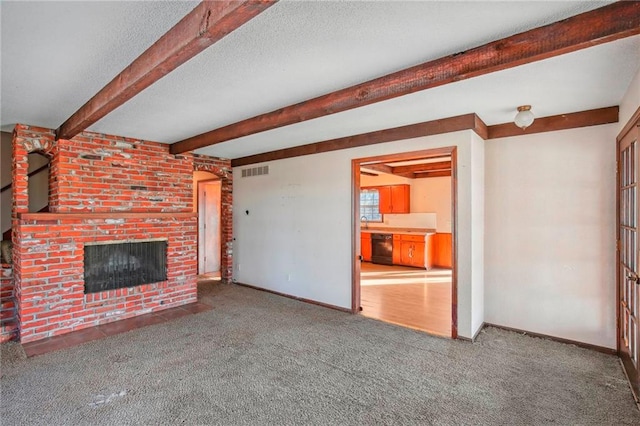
left=84, top=240, right=168, bottom=294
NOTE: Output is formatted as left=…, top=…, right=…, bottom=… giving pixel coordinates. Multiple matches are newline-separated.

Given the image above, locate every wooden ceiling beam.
left=172, top=1, right=639, bottom=153
left=414, top=170, right=452, bottom=179
left=232, top=105, right=618, bottom=167
left=391, top=161, right=451, bottom=174
left=360, top=171, right=379, bottom=177
left=362, top=164, right=394, bottom=174
left=232, top=113, right=478, bottom=167
left=56, top=0, right=277, bottom=141
left=393, top=172, right=417, bottom=179
left=487, top=106, right=619, bottom=139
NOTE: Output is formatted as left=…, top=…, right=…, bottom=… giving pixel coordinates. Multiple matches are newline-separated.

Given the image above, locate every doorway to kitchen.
left=352, top=147, right=457, bottom=338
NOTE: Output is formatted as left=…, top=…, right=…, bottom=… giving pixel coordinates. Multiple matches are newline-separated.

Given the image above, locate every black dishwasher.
left=371, top=233, right=393, bottom=265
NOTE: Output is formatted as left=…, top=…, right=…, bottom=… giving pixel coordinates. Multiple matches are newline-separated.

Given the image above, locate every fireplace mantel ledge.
left=19, top=212, right=197, bottom=220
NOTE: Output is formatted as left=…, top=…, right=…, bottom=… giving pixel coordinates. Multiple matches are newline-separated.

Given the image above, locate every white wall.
left=484, top=124, right=617, bottom=348
left=483, top=65, right=639, bottom=349
left=233, top=130, right=483, bottom=339
left=619, top=65, right=640, bottom=130
left=471, top=133, right=485, bottom=336
left=412, top=177, right=452, bottom=232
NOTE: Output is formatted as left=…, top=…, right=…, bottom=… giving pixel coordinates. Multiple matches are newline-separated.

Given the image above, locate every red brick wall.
left=55, top=136, right=193, bottom=212
left=193, top=154, right=233, bottom=282
left=10, top=124, right=231, bottom=343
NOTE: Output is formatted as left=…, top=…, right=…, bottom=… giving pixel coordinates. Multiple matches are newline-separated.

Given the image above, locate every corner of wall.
left=619, top=65, right=640, bottom=130
left=470, top=132, right=485, bottom=336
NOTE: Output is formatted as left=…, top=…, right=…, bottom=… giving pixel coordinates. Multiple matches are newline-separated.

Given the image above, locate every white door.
left=198, top=180, right=221, bottom=274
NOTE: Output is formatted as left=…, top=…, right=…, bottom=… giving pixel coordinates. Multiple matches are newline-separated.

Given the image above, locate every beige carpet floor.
left=1, top=282, right=639, bottom=425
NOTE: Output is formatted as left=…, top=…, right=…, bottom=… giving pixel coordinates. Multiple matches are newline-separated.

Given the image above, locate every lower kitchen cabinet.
left=361, top=233, right=372, bottom=262
left=392, top=236, right=402, bottom=265
left=404, top=240, right=425, bottom=268
left=393, top=234, right=433, bottom=269
left=432, top=233, right=452, bottom=268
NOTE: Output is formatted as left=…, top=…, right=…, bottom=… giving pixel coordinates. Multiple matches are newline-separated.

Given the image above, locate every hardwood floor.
left=360, top=262, right=452, bottom=337
left=198, top=271, right=221, bottom=282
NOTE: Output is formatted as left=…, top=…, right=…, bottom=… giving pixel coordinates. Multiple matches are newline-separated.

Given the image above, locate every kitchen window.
left=360, top=188, right=382, bottom=222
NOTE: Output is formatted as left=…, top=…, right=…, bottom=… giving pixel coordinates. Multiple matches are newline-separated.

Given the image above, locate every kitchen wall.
left=233, top=130, right=484, bottom=339
left=360, top=170, right=452, bottom=232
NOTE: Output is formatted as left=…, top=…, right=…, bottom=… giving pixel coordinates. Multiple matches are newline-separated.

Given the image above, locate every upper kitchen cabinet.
left=379, top=184, right=410, bottom=214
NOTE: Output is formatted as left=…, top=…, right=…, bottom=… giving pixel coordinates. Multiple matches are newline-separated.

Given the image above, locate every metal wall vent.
left=241, top=165, right=269, bottom=178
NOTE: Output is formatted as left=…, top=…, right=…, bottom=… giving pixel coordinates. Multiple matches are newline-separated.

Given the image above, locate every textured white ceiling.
left=201, top=35, right=640, bottom=159
left=2, top=0, right=638, bottom=160
left=1, top=0, right=199, bottom=132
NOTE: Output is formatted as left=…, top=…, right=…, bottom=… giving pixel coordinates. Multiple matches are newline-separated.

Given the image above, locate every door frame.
left=351, top=146, right=458, bottom=339
left=196, top=178, right=222, bottom=275
left=616, top=107, right=640, bottom=402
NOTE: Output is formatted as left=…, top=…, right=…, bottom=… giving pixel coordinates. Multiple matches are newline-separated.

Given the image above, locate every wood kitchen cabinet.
left=393, top=234, right=432, bottom=269
left=400, top=235, right=426, bottom=268
left=361, top=232, right=372, bottom=262
left=392, top=235, right=402, bottom=265
left=406, top=240, right=425, bottom=268
left=432, top=233, right=452, bottom=268
left=378, top=184, right=410, bottom=214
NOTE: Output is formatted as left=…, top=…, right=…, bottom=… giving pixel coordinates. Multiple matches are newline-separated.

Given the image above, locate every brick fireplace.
left=11, top=124, right=232, bottom=343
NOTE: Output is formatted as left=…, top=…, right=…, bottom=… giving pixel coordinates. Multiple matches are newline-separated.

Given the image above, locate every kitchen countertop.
left=361, top=227, right=436, bottom=235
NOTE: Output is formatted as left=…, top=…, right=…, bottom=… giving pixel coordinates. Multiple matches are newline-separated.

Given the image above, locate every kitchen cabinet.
left=401, top=235, right=426, bottom=268
left=361, top=232, right=372, bottom=262
left=432, top=233, right=452, bottom=268
left=393, top=234, right=432, bottom=269
left=405, top=240, right=425, bottom=268
left=378, top=184, right=410, bottom=214
left=392, top=235, right=402, bottom=265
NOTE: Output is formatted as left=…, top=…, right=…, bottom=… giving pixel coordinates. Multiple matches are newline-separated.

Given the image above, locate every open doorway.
left=194, top=173, right=222, bottom=280
left=352, top=147, right=457, bottom=338
left=27, top=152, right=50, bottom=213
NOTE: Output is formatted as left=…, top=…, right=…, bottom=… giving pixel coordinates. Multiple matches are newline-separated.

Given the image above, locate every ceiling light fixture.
left=514, top=105, right=534, bottom=130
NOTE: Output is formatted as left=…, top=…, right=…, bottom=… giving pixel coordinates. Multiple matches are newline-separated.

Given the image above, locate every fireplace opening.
left=84, top=240, right=167, bottom=294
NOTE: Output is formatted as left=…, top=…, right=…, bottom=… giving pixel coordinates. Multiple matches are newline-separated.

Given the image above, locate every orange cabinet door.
left=399, top=240, right=413, bottom=266
left=432, top=233, right=452, bottom=268
left=411, top=242, right=426, bottom=268
left=378, top=185, right=410, bottom=214
left=361, top=234, right=372, bottom=262
left=378, top=186, right=392, bottom=214
left=392, top=239, right=402, bottom=264
left=390, top=184, right=410, bottom=213
left=396, top=235, right=427, bottom=269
